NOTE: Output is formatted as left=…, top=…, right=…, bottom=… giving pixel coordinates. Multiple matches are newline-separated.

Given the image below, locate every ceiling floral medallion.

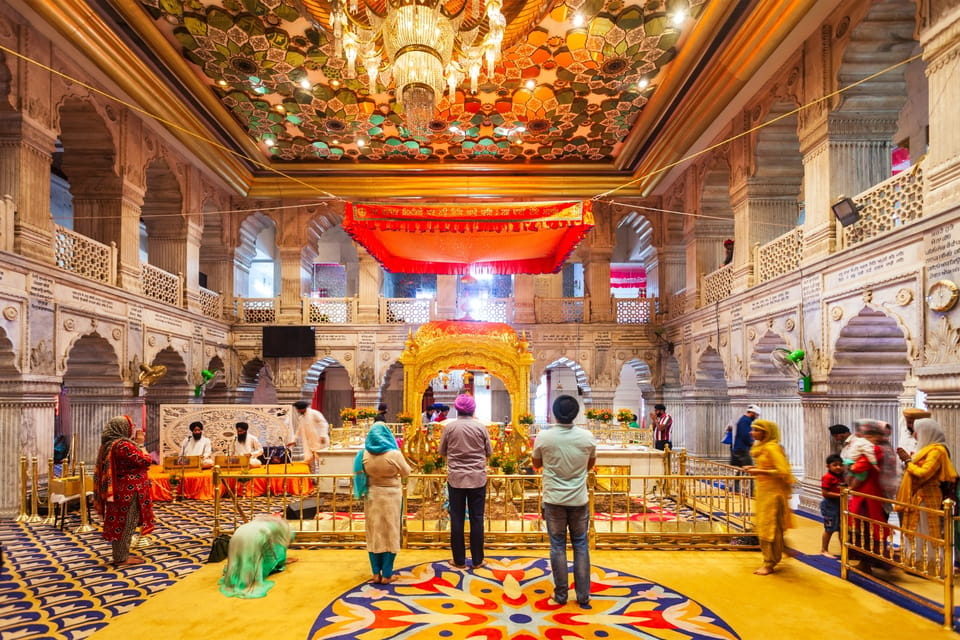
left=138, top=0, right=706, bottom=162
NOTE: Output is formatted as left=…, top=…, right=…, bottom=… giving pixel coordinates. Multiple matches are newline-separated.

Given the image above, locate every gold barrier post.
left=212, top=466, right=221, bottom=539
left=26, top=457, right=42, bottom=523
left=75, top=462, right=96, bottom=533
left=839, top=488, right=849, bottom=580
left=15, top=456, right=29, bottom=522
left=42, top=458, right=57, bottom=525
left=943, top=498, right=955, bottom=630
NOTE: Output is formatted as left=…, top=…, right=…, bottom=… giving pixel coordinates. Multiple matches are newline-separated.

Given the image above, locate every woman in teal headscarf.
left=354, top=421, right=411, bottom=583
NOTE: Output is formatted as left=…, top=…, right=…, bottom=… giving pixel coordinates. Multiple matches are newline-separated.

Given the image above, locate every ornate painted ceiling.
left=47, top=1, right=819, bottom=202
left=135, top=0, right=705, bottom=165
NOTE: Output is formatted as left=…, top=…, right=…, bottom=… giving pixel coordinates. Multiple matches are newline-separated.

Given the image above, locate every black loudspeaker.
left=285, top=497, right=320, bottom=519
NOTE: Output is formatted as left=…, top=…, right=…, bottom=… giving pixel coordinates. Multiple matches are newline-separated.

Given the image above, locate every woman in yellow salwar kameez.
left=894, top=418, right=958, bottom=574
left=744, top=419, right=795, bottom=575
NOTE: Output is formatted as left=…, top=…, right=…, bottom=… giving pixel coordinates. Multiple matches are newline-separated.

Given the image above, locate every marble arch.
left=400, top=321, right=533, bottom=427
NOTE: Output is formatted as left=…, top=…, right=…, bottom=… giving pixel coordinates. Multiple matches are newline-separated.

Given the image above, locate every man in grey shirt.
left=439, top=393, right=492, bottom=569
left=532, top=394, right=596, bottom=607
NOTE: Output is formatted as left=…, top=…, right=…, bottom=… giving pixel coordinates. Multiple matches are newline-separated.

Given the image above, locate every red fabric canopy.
left=610, top=265, right=647, bottom=288
left=342, top=201, right=594, bottom=274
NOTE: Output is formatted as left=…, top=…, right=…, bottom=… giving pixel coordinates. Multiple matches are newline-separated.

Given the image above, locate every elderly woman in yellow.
left=895, top=417, right=958, bottom=573
left=743, top=419, right=795, bottom=575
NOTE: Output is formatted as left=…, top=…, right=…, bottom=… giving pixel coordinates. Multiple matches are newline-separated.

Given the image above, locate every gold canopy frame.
left=399, top=321, right=534, bottom=427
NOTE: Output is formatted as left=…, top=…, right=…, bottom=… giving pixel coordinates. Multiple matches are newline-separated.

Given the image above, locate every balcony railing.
left=615, top=297, right=656, bottom=324
left=54, top=225, right=116, bottom=285
left=535, top=297, right=586, bottom=323
left=843, top=160, right=924, bottom=248
left=756, top=227, right=803, bottom=284
left=236, top=297, right=278, bottom=323
left=701, top=263, right=733, bottom=305
left=141, top=262, right=183, bottom=307
left=303, top=296, right=356, bottom=324
left=197, top=286, right=223, bottom=319
left=382, top=297, right=434, bottom=324
left=461, top=297, right=513, bottom=323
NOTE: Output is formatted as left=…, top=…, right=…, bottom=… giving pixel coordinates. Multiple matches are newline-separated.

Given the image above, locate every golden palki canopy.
left=399, top=320, right=534, bottom=426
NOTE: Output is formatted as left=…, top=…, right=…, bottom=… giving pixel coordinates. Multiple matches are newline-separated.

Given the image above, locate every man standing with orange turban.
left=439, top=393, right=492, bottom=570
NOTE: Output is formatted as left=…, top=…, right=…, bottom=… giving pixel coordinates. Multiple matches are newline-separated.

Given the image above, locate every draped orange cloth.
left=342, top=201, right=593, bottom=274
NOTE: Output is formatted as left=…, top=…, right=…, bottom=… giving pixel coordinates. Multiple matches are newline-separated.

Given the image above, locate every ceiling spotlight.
left=572, top=13, right=584, bottom=27
left=637, top=78, right=649, bottom=89
left=300, top=78, right=311, bottom=89
left=670, top=9, right=686, bottom=26
left=525, top=79, right=535, bottom=90
left=264, top=138, right=275, bottom=147
left=356, top=138, right=366, bottom=147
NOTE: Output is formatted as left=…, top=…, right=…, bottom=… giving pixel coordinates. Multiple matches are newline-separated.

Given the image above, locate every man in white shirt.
left=291, top=400, right=329, bottom=473
left=232, top=421, right=264, bottom=466
left=179, top=421, right=213, bottom=468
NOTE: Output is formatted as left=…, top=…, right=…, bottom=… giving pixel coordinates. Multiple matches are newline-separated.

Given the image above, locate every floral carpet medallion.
left=309, top=557, right=739, bottom=640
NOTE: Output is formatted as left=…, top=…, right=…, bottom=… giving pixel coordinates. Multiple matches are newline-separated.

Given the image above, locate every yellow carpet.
left=88, top=544, right=954, bottom=640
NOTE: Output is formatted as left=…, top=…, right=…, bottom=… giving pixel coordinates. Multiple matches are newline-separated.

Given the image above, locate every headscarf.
left=749, top=419, right=796, bottom=484
left=353, top=422, right=399, bottom=499
left=94, top=415, right=135, bottom=513
left=895, top=418, right=959, bottom=509
left=915, top=418, right=948, bottom=451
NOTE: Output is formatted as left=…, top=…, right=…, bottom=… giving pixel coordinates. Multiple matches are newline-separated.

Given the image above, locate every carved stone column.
left=0, top=112, right=56, bottom=262
left=513, top=274, right=535, bottom=323
left=436, top=275, right=457, bottom=320
left=919, top=5, right=960, bottom=215
left=356, top=252, right=381, bottom=323
left=65, top=386, right=137, bottom=465
left=799, top=115, right=896, bottom=260
left=0, top=379, right=61, bottom=517
left=277, top=245, right=305, bottom=322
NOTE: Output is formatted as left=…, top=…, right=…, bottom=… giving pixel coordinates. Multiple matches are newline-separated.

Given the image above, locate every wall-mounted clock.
left=927, top=279, right=959, bottom=312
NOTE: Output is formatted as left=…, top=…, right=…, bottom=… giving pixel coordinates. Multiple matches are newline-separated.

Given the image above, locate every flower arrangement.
left=617, top=408, right=635, bottom=422
left=396, top=411, right=414, bottom=424
left=517, top=412, right=534, bottom=425
left=585, top=408, right=614, bottom=423
left=356, top=407, right=378, bottom=420
left=339, top=407, right=357, bottom=422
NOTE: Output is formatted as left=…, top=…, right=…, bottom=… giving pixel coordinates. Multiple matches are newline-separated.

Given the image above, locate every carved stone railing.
left=756, top=228, right=803, bottom=283
left=236, top=297, right=278, bottom=323
left=701, top=264, right=733, bottom=305
left=381, top=297, right=433, bottom=324
left=615, top=297, right=657, bottom=324
left=535, top=297, right=586, bottom=323
left=303, top=296, right=356, bottom=324
left=54, top=225, right=117, bottom=285
left=140, top=262, right=182, bottom=307
left=461, top=297, right=513, bottom=323
left=197, top=286, right=223, bottom=319
left=665, top=289, right=686, bottom=317
left=843, top=160, right=924, bottom=248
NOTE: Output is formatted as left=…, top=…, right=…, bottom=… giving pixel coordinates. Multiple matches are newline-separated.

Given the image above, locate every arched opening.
left=303, top=357, right=353, bottom=426
left=61, top=332, right=124, bottom=463
left=686, top=346, right=729, bottom=457
left=538, top=357, right=590, bottom=424
left=143, top=346, right=191, bottom=453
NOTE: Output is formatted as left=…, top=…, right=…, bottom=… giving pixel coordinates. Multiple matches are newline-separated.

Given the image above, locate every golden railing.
left=207, top=467, right=756, bottom=551
left=841, top=488, right=956, bottom=630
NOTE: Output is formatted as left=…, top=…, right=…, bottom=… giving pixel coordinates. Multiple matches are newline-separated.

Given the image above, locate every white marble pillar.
left=356, top=252, right=381, bottom=323
left=63, top=387, right=132, bottom=465
left=0, top=381, right=60, bottom=517
left=919, top=7, right=960, bottom=216
left=0, top=112, right=56, bottom=263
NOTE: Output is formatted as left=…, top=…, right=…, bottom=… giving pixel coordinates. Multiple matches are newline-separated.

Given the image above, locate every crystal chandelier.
left=303, top=0, right=506, bottom=133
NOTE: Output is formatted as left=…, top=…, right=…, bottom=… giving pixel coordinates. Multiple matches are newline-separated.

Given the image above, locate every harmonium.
left=163, top=455, right=202, bottom=472
left=214, top=454, right=251, bottom=469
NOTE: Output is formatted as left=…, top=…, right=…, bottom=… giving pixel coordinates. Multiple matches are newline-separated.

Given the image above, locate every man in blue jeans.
left=439, top=393, right=492, bottom=569
left=532, top=395, right=596, bottom=607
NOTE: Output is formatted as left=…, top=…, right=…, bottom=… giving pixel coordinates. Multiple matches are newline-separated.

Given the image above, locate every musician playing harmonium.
left=231, top=421, right=264, bottom=466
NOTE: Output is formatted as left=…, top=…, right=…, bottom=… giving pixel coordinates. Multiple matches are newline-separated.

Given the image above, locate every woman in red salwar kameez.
left=94, top=415, right=154, bottom=566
